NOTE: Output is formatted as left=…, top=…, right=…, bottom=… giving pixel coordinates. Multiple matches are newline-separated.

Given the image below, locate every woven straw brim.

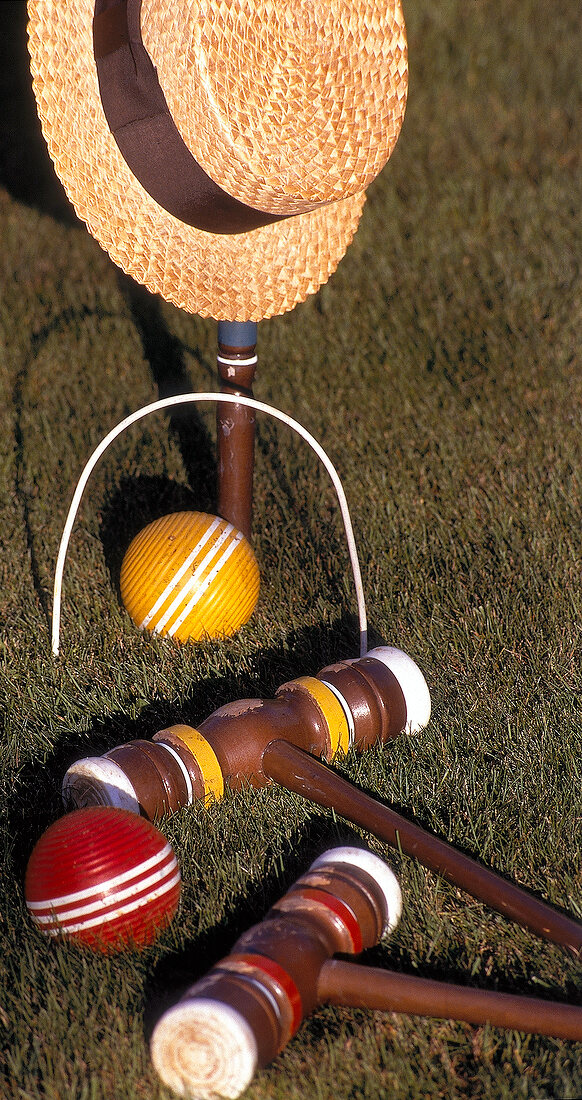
left=28, top=1, right=365, bottom=320
left=27, top=1, right=407, bottom=321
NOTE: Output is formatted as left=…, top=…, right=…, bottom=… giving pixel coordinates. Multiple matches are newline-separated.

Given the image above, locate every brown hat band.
left=93, top=0, right=289, bottom=234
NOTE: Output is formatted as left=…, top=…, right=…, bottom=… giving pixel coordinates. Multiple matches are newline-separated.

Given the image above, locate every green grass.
left=1, top=0, right=582, bottom=1097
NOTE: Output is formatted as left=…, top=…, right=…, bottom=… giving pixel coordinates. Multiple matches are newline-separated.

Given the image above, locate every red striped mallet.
left=150, top=846, right=402, bottom=1099
left=150, top=847, right=582, bottom=1099
left=24, top=807, right=181, bottom=952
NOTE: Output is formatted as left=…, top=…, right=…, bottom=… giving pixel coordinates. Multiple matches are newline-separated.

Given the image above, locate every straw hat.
left=28, top=0, right=408, bottom=321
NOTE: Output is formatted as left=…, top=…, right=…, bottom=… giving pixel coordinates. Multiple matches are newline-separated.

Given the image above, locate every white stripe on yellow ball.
left=120, top=512, right=260, bottom=643
left=161, top=524, right=240, bottom=637
left=140, top=514, right=223, bottom=630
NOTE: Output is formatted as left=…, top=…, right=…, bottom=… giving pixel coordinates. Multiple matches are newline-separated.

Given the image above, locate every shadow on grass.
left=9, top=617, right=581, bottom=1050
left=0, top=2, right=79, bottom=225
left=100, top=475, right=202, bottom=602
left=115, top=275, right=219, bottom=511
left=5, top=618, right=376, bottom=861
left=0, top=5, right=221, bottom=515
left=12, top=606, right=579, bottom=975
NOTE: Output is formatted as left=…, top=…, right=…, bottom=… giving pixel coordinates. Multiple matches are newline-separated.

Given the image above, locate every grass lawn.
left=1, top=0, right=581, bottom=1097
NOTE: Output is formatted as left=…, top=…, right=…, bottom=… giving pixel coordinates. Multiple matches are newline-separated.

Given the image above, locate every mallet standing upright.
left=216, top=320, right=258, bottom=542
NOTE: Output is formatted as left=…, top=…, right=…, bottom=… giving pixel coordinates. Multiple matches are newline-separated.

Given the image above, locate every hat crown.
left=142, top=0, right=407, bottom=215
left=28, top=0, right=407, bottom=319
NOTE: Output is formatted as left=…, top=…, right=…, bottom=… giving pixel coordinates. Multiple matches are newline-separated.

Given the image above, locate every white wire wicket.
left=51, top=393, right=368, bottom=658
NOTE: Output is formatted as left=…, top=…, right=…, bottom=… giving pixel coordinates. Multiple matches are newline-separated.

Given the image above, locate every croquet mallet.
left=62, top=646, right=582, bottom=957
left=150, top=846, right=582, bottom=1100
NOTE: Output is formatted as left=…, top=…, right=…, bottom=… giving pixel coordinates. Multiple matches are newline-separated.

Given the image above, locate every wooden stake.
left=216, top=320, right=258, bottom=541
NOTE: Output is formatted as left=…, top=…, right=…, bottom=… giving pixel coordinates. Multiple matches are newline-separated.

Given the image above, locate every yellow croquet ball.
left=120, top=511, right=260, bottom=643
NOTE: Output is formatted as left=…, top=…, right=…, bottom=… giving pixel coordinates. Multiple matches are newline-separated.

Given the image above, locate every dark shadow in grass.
left=0, top=5, right=220, bottom=508
left=5, top=617, right=368, bottom=869
left=11, top=305, right=108, bottom=630
left=141, top=808, right=582, bottom=1046
left=99, top=475, right=201, bottom=602
left=15, top=717, right=579, bottom=957
left=12, top=363, right=53, bottom=626
left=116, top=275, right=219, bottom=507
left=0, top=2, right=80, bottom=225
left=8, top=608, right=581, bottom=1034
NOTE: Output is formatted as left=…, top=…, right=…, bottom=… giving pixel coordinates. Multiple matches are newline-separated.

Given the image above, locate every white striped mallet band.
left=154, top=740, right=194, bottom=805
left=216, top=355, right=258, bottom=368
left=310, top=847, right=402, bottom=936
left=318, top=679, right=356, bottom=749
left=140, top=514, right=223, bottom=630
left=160, top=726, right=225, bottom=804
left=287, top=677, right=350, bottom=758
left=219, top=962, right=284, bottom=1027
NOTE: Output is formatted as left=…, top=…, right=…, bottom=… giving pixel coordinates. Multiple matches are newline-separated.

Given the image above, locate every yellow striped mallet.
left=61, top=647, right=582, bottom=955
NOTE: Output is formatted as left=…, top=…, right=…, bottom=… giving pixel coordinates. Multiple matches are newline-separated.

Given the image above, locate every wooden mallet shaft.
left=263, top=738, right=582, bottom=957
left=216, top=319, right=258, bottom=542
left=319, top=959, right=582, bottom=1042
left=62, top=647, right=582, bottom=955
left=150, top=847, right=402, bottom=1097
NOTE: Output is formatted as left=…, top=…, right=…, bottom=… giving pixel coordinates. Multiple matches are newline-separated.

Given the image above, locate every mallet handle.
left=262, top=739, right=582, bottom=956
left=319, top=960, right=582, bottom=1041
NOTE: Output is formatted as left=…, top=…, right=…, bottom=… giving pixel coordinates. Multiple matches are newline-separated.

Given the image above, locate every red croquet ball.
left=24, top=807, right=181, bottom=952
